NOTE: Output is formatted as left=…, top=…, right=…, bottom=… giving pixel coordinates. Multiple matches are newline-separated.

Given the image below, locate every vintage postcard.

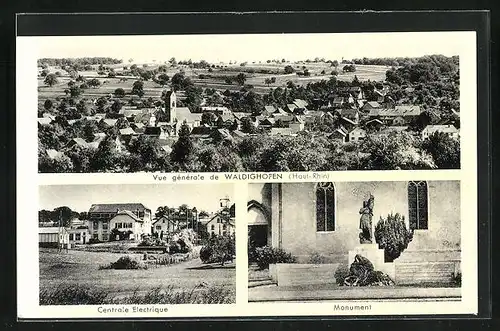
left=17, top=29, right=478, bottom=318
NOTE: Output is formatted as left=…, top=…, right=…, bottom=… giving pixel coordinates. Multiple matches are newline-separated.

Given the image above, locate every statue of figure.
left=359, top=194, right=375, bottom=244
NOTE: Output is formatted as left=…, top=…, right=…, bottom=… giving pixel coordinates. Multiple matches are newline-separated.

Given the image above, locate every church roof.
left=176, top=107, right=202, bottom=123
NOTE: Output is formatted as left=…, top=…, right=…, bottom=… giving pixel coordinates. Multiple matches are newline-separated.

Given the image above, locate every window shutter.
left=326, top=187, right=335, bottom=231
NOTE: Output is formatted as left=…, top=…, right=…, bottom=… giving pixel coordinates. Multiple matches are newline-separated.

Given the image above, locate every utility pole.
left=58, top=209, right=62, bottom=253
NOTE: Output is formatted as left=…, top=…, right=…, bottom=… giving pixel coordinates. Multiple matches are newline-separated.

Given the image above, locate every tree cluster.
left=38, top=206, right=81, bottom=227
left=38, top=57, right=122, bottom=71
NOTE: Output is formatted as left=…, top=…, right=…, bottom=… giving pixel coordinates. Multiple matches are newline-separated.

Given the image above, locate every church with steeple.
left=164, top=90, right=177, bottom=123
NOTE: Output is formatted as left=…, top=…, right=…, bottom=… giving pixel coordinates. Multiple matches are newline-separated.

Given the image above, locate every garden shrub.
left=334, top=263, right=350, bottom=285
left=199, top=246, right=213, bottom=263
left=254, top=246, right=297, bottom=270
left=309, top=252, right=328, bottom=264
left=168, top=239, right=191, bottom=254
left=88, top=238, right=101, bottom=244
left=451, top=272, right=462, bottom=286
left=199, top=235, right=235, bottom=265
left=138, top=235, right=167, bottom=247
left=100, top=255, right=147, bottom=270
left=375, top=213, right=413, bottom=262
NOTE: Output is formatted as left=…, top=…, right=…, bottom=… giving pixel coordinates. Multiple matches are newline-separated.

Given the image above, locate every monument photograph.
left=247, top=181, right=461, bottom=302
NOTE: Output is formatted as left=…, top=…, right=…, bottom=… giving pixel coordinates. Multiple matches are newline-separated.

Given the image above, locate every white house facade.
left=247, top=181, right=461, bottom=285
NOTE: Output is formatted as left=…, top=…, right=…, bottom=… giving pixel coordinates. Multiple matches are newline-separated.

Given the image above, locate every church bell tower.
left=165, top=90, right=177, bottom=123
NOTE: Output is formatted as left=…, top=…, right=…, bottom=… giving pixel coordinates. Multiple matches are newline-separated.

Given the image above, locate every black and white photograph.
left=38, top=184, right=236, bottom=305
left=247, top=181, right=462, bottom=302
left=36, top=33, right=461, bottom=173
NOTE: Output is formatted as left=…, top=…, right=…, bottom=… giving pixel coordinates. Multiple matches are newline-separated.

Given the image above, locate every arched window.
left=211, top=224, right=215, bottom=231
left=316, top=182, right=335, bottom=232
left=408, top=181, right=428, bottom=230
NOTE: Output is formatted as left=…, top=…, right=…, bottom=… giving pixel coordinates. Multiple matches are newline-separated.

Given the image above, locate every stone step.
left=248, top=279, right=277, bottom=288
left=270, top=263, right=339, bottom=286
left=397, top=249, right=461, bottom=262
left=395, top=261, right=457, bottom=285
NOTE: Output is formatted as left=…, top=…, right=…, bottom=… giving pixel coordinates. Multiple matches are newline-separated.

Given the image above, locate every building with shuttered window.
left=247, top=181, right=460, bottom=271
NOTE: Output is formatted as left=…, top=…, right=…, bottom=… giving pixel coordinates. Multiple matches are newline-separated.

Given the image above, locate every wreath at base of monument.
left=343, top=254, right=395, bottom=286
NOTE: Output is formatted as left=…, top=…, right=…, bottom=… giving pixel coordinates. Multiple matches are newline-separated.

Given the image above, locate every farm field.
left=39, top=248, right=236, bottom=301
left=38, top=63, right=390, bottom=101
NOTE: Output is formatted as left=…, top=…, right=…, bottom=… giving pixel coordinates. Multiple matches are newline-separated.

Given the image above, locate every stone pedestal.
left=348, top=244, right=384, bottom=269
left=348, top=244, right=395, bottom=279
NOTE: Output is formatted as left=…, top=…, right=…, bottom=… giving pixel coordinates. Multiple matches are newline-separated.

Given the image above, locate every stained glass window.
left=408, top=181, right=428, bottom=230
left=316, top=182, right=336, bottom=232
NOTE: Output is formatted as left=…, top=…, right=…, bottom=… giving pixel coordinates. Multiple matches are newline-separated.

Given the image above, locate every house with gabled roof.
left=293, top=99, right=309, bottom=110
left=144, top=126, right=169, bottom=140
left=108, top=210, right=150, bottom=241
left=328, top=127, right=348, bottom=143
left=289, top=116, right=305, bottom=133
left=42, top=113, right=56, bottom=121
left=272, top=114, right=294, bottom=123
left=362, top=101, right=382, bottom=112
left=274, top=107, right=288, bottom=116
left=93, top=132, right=107, bottom=142
left=375, top=126, right=409, bottom=137
left=233, top=112, right=252, bottom=120
left=131, top=122, right=146, bottom=134
left=65, top=137, right=88, bottom=150
left=340, top=109, right=359, bottom=124
left=365, top=118, right=385, bottom=131
left=119, top=127, right=137, bottom=137
left=286, top=104, right=297, bottom=113
left=152, top=216, right=178, bottom=239
left=259, top=117, right=276, bottom=128
left=348, top=127, right=366, bottom=142
left=205, top=202, right=236, bottom=238
left=263, top=105, right=276, bottom=116
left=270, top=128, right=293, bottom=136
left=101, top=118, right=118, bottom=127
left=331, top=97, right=344, bottom=108
left=368, top=105, right=421, bottom=125
left=303, top=110, right=325, bottom=123
left=338, top=86, right=364, bottom=100
left=231, top=130, right=247, bottom=139
left=88, top=203, right=152, bottom=242
left=200, top=106, right=231, bottom=116
left=421, top=124, right=459, bottom=140
left=46, top=149, right=61, bottom=160
left=37, top=117, right=52, bottom=126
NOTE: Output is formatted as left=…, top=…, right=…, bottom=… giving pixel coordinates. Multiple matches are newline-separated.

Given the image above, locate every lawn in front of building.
left=39, top=248, right=235, bottom=303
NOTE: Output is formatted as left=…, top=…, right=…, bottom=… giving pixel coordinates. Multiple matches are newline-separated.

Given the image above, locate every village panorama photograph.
left=37, top=183, right=236, bottom=305
left=36, top=33, right=461, bottom=173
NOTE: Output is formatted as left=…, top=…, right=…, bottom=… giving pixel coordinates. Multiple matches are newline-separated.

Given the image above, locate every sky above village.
left=30, top=32, right=467, bottom=64
left=39, top=184, right=235, bottom=214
